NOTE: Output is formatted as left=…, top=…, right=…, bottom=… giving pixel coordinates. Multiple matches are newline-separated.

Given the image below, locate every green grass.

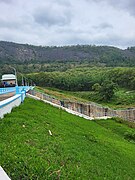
left=0, top=98, right=135, bottom=179
left=70, top=89, right=135, bottom=109
left=35, top=86, right=88, bottom=102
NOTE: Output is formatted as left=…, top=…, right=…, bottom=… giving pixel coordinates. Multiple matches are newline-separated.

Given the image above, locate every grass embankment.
left=0, top=98, right=135, bottom=179
left=36, top=87, right=135, bottom=109
left=35, top=86, right=88, bottom=102
left=71, top=89, right=135, bottom=109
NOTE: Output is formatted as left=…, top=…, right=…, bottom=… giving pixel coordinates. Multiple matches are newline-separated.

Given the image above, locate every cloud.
left=0, top=0, right=134, bottom=48
left=93, top=23, right=113, bottom=30
left=0, top=19, right=21, bottom=29
left=89, top=0, right=135, bottom=17
left=0, top=0, right=12, bottom=3
left=112, top=0, right=135, bottom=16
left=33, top=4, right=72, bottom=27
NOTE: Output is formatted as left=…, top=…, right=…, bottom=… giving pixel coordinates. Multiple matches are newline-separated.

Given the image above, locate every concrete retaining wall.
left=28, top=89, right=135, bottom=122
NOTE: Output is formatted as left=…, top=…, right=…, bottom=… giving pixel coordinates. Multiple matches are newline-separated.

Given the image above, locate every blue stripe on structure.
left=0, top=87, right=16, bottom=95
left=0, top=86, right=33, bottom=97
left=0, top=86, right=32, bottom=95
left=0, top=94, right=21, bottom=108
left=0, top=90, right=15, bottom=95
left=0, top=87, right=15, bottom=91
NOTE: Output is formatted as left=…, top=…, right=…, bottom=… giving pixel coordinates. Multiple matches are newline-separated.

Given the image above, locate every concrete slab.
left=0, top=166, right=11, bottom=180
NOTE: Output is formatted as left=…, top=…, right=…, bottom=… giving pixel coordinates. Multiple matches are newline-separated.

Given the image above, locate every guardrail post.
left=16, top=86, right=19, bottom=94
left=21, top=90, right=26, bottom=102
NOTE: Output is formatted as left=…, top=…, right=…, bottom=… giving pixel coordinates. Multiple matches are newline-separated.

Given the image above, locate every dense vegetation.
left=27, top=67, right=134, bottom=91
left=25, top=67, right=135, bottom=107
left=27, top=67, right=135, bottom=91
left=1, top=41, right=135, bottom=107
left=0, top=41, right=135, bottom=75
left=0, top=98, right=135, bottom=179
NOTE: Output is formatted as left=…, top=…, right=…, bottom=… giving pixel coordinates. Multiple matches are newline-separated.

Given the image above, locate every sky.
left=0, top=0, right=135, bottom=48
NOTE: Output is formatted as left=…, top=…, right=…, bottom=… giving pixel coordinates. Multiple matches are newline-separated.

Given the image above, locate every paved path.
left=0, top=92, right=15, bottom=101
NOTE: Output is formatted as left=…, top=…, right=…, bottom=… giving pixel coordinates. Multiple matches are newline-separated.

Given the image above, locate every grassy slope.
left=36, top=87, right=135, bottom=109
left=35, top=86, right=88, bottom=102
left=0, top=98, right=135, bottom=179
left=72, top=89, right=135, bottom=109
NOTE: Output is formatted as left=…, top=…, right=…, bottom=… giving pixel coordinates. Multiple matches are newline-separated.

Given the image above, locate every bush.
left=124, top=131, right=135, bottom=141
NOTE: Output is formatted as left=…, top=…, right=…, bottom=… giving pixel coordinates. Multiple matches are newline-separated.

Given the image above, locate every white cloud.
left=0, top=0, right=134, bottom=48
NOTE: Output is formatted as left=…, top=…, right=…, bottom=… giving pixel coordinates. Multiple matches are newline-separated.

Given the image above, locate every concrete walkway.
left=27, top=93, right=111, bottom=120
left=0, top=167, right=11, bottom=180
left=0, top=92, right=15, bottom=102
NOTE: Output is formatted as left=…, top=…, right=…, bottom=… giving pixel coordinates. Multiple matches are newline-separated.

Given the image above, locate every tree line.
left=27, top=67, right=135, bottom=91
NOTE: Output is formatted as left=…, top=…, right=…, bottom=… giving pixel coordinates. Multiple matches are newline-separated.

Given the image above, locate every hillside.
left=0, top=41, right=135, bottom=67
left=0, top=98, right=135, bottom=179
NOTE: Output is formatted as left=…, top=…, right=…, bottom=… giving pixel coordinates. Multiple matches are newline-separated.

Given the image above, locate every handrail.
left=0, top=86, right=34, bottom=95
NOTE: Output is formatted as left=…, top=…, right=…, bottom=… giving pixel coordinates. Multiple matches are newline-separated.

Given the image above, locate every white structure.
left=0, top=91, right=26, bottom=119
left=0, top=166, right=11, bottom=180
left=1, top=74, right=16, bottom=86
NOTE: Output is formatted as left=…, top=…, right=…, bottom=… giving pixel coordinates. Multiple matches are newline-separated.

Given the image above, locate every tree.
left=92, top=83, right=101, bottom=91
left=99, top=81, right=116, bottom=101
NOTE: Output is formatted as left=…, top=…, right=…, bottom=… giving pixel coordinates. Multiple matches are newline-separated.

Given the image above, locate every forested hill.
left=0, top=41, right=135, bottom=66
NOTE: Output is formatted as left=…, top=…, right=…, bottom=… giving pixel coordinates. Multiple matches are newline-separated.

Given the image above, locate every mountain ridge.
left=0, top=41, right=135, bottom=66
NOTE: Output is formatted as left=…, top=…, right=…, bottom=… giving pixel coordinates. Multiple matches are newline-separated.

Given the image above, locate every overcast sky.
left=0, top=0, right=135, bottom=48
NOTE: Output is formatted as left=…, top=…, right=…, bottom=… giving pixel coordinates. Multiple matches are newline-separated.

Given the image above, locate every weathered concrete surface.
left=27, top=93, right=111, bottom=121
left=28, top=90, right=135, bottom=122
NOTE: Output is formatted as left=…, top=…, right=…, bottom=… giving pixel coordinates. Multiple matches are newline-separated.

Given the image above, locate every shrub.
left=124, top=131, right=135, bottom=142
